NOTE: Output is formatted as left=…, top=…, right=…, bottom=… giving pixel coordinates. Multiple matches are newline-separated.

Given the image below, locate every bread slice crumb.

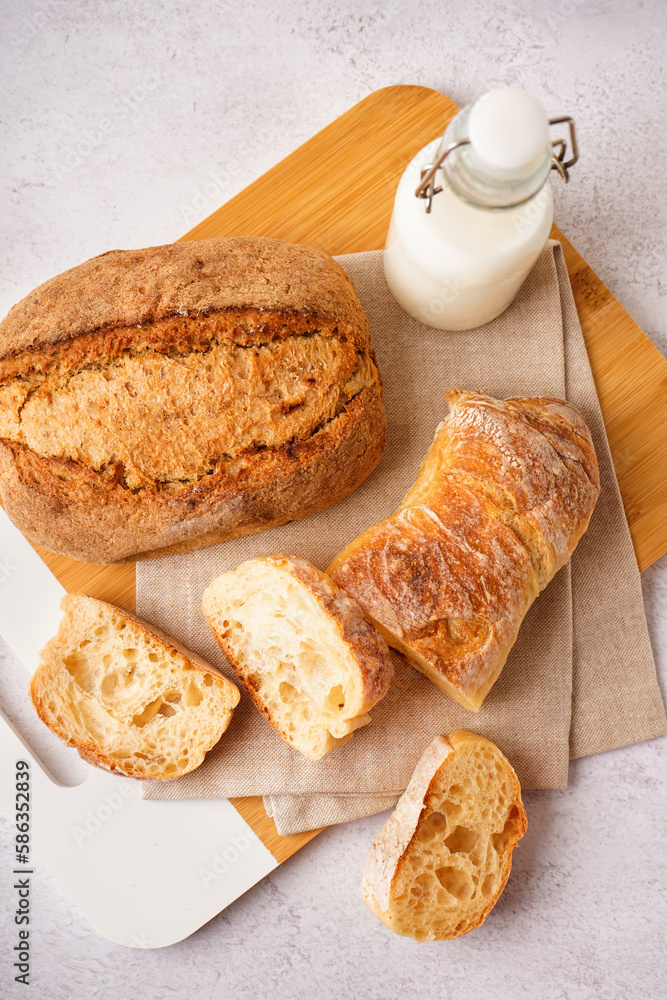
left=29, top=594, right=240, bottom=780
left=362, top=730, right=527, bottom=940
left=202, top=554, right=393, bottom=761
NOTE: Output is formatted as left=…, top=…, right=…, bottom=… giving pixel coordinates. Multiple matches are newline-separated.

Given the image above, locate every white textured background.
left=1, top=1, right=665, bottom=998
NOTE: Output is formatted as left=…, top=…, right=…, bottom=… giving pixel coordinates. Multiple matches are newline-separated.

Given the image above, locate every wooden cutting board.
left=26, top=85, right=667, bottom=861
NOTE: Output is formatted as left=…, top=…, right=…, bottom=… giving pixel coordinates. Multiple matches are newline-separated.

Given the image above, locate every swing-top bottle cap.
left=468, top=88, right=549, bottom=173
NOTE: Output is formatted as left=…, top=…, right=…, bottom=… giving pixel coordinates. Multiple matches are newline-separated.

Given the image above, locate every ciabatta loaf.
left=30, top=595, right=240, bottom=779
left=329, top=389, right=600, bottom=711
left=0, top=237, right=385, bottom=563
left=202, top=555, right=393, bottom=761
left=362, top=730, right=527, bottom=941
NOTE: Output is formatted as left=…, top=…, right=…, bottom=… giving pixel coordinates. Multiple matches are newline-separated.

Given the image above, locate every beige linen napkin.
left=139, top=243, right=666, bottom=834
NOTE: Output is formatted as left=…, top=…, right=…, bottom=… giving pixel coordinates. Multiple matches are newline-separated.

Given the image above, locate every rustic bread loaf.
left=0, top=237, right=386, bottom=563
left=29, top=594, right=240, bottom=779
left=362, top=730, right=527, bottom=941
left=329, top=389, right=600, bottom=711
left=202, top=555, right=394, bottom=760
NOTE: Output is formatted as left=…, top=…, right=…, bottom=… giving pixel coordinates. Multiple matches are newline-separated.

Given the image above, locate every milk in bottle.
left=384, top=88, right=569, bottom=331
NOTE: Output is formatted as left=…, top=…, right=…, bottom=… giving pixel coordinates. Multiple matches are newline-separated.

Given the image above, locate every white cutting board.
left=0, top=510, right=278, bottom=948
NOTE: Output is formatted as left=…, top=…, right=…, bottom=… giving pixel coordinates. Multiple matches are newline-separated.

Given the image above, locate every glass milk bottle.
left=384, top=88, right=577, bottom=331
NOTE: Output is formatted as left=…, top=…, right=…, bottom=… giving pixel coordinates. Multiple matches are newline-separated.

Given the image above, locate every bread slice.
left=362, top=730, right=527, bottom=940
left=29, top=594, right=240, bottom=779
left=202, top=555, right=394, bottom=761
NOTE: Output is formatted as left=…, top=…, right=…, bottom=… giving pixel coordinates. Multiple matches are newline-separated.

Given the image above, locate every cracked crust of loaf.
left=0, top=237, right=386, bottom=563
left=328, top=389, right=600, bottom=711
left=29, top=594, right=240, bottom=780
left=202, top=554, right=394, bottom=760
left=361, top=731, right=527, bottom=941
